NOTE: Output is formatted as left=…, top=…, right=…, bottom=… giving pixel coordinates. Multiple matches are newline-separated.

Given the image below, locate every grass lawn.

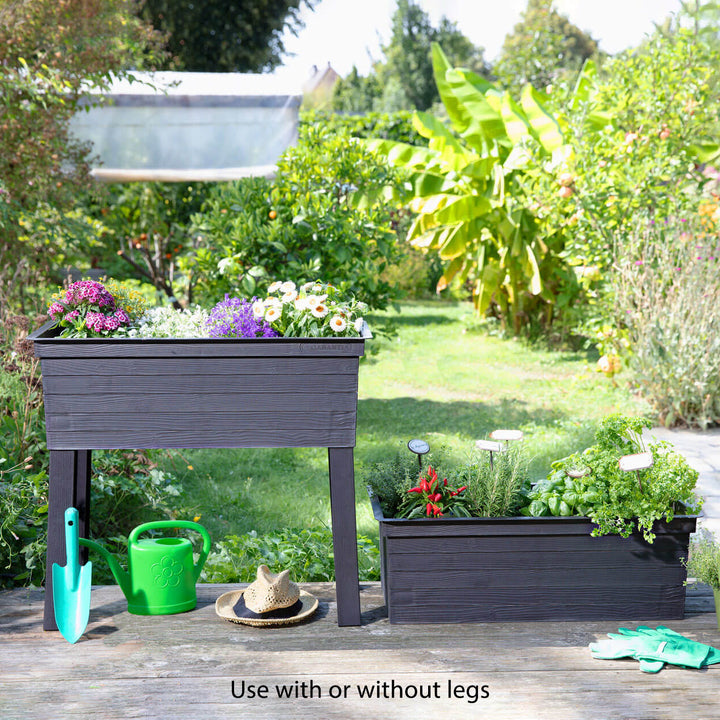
left=161, top=300, right=649, bottom=543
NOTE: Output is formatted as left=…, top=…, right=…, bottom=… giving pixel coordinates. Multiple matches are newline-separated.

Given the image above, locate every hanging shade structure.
left=69, top=72, right=303, bottom=182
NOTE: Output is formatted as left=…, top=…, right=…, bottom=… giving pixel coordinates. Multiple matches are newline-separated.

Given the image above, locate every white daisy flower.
left=301, top=281, right=315, bottom=292
left=265, top=306, right=282, bottom=323
left=305, top=295, right=320, bottom=309
left=265, top=296, right=282, bottom=308
left=311, top=303, right=329, bottom=318
left=280, top=281, right=296, bottom=293
left=252, top=301, right=265, bottom=318
left=294, top=297, right=308, bottom=311
left=268, top=281, right=283, bottom=293
left=312, top=284, right=323, bottom=294
left=330, top=315, right=347, bottom=333
left=354, top=317, right=364, bottom=333
left=281, top=289, right=298, bottom=303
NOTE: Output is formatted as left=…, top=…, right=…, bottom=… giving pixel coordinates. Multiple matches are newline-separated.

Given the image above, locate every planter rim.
left=368, top=487, right=701, bottom=527
left=29, top=319, right=371, bottom=344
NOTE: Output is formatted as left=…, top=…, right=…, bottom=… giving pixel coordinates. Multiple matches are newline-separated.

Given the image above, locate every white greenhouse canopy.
left=69, top=72, right=303, bottom=182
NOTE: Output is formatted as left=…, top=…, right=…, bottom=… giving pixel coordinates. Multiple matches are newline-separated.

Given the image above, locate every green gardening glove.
left=617, top=626, right=720, bottom=667
left=590, top=626, right=718, bottom=673
left=589, top=634, right=666, bottom=673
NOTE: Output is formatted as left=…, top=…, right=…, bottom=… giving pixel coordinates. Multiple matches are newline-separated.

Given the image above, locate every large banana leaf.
left=521, top=86, right=564, bottom=153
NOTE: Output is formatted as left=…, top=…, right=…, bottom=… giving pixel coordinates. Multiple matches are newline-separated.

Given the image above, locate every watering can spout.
left=78, top=537, right=132, bottom=599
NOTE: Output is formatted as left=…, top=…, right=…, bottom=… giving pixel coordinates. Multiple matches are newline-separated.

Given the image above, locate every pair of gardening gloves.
left=590, top=625, right=720, bottom=672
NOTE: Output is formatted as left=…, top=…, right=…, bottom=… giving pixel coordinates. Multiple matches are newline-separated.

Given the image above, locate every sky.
left=271, top=0, right=684, bottom=89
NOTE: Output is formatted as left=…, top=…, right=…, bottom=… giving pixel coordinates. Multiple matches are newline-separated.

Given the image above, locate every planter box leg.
left=328, top=447, right=361, bottom=626
left=44, top=450, right=92, bottom=631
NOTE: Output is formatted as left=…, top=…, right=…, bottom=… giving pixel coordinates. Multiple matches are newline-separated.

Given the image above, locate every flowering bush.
left=206, top=295, right=278, bottom=339
left=48, top=280, right=138, bottom=337
left=398, top=466, right=470, bottom=519
left=120, top=306, right=210, bottom=339
left=252, top=280, right=368, bottom=338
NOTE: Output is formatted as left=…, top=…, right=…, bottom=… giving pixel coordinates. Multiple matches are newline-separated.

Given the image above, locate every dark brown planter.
left=29, top=321, right=368, bottom=628
left=370, top=493, right=697, bottom=624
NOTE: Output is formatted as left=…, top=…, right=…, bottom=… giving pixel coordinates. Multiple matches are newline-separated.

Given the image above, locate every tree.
left=330, top=0, right=488, bottom=113
left=0, top=0, right=165, bottom=311
left=494, top=0, right=600, bottom=96
left=138, top=0, right=317, bottom=72
left=382, top=0, right=489, bottom=111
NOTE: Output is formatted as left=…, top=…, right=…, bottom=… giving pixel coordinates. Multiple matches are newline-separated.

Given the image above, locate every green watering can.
left=79, top=520, right=211, bottom=616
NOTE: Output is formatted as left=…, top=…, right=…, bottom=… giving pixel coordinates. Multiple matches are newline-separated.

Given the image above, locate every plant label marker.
left=619, top=452, right=653, bottom=494
left=407, top=439, right=430, bottom=469
left=475, top=439, right=505, bottom=469
left=489, top=429, right=524, bottom=442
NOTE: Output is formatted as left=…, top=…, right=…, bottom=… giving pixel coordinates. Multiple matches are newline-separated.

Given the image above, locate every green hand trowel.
left=52, top=507, right=92, bottom=643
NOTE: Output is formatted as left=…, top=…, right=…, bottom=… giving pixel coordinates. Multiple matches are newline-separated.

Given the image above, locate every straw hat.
left=215, top=565, right=318, bottom=627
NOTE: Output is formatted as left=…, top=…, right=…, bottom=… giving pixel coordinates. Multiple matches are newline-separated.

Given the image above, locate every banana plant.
left=364, top=44, right=579, bottom=333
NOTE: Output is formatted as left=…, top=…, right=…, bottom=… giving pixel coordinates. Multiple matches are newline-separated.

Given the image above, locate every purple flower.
left=206, top=295, right=279, bottom=339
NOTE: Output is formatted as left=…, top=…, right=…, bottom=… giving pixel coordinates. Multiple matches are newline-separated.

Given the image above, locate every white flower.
left=354, top=317, right=364, bottom=333
left=265, top=296, right=282, bottom=308
left=301, top=281, right=315, bottom=292
left=312, top=284, right=323, bottom=294
left=311, top=303, right=329, bottom=318
left=281, top=289, right=298, bottom=303
left=330, top=315, right=347, bottom=333
left=265, top=306, right=282, bottom=323
left=280, top=281, right=296, bottom=293
left=294, top=297, right=308, bottom=311
left=305, top=295, right=320, bottom=309
left=252, top=300, right=265, bottom=318
left=268, top=281, right=283, bottom=293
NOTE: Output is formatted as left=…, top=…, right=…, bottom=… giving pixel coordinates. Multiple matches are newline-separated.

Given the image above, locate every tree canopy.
left=493, top=0, right=600, bottom=95
left=138, top=0, right=317, bottom=72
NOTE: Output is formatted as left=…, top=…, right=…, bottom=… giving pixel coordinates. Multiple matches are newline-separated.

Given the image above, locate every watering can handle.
left=129, top=520, right=212, bottom=581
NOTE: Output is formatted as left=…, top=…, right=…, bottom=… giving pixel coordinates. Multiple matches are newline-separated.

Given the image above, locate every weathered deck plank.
left=1, top=583, right=719, bottom=720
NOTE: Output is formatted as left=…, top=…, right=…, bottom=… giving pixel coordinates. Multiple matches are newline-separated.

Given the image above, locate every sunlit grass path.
left=162, top=301, right=648, bottom=541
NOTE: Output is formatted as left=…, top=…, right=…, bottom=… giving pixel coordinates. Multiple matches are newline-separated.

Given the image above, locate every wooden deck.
left=1, top=582, right=719, bottom=720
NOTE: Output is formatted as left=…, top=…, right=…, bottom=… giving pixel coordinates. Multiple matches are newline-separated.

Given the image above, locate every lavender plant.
left=206, top=296, right=278, bottom=339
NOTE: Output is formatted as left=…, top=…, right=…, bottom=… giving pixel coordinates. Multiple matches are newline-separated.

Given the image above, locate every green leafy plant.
left=201, top=527, right=380, bottom=583
left=522, top=414, right=701, bottom=541
left=685, top=530, right=720, bottom=590
left=365, top=43, right=583, bottom=335
left=459, top=444, right=531, bottom=517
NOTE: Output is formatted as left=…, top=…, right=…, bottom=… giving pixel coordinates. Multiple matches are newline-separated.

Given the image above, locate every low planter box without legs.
left=370, top=492, right=697, bottom=624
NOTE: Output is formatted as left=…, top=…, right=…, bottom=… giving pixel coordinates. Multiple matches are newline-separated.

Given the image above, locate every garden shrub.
left=201, top=527, right=381, bottom=583
left=611, top=215, right=720, bottom=428
left=187, top=124, right=406, bottom=310
left=301, top=109, right=422, bottom=145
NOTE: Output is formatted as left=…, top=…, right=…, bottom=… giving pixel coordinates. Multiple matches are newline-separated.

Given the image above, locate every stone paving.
left=646, top=426, right=720, bottom=538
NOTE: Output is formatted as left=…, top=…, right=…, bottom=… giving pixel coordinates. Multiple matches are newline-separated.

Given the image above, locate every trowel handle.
left=63, top=507, right=81, bottom=582
left=129, top=520, right=212, bottom=581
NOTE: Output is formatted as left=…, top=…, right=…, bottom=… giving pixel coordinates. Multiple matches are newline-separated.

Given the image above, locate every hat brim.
left=215, top=589, right=319, bottom=627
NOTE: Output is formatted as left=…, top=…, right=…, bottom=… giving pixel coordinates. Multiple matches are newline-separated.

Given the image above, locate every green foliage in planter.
left=364, top=446, right=451, bottom=518
left=458, top=444, right=531, bottom=517
left=522, top=414, right=701, bottom=542
left=186, top=123, right=405, bottom=311
left=201, top=527, right=381, bottom=583
left=685, top=530, right=720, bottom=590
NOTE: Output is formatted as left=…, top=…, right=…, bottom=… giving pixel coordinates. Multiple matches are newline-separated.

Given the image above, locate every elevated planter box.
left=370, top=493, right=697, bottom=624
left=30, top=321, right=366, bottom=450
left=29, top=321, right=369, bottom=629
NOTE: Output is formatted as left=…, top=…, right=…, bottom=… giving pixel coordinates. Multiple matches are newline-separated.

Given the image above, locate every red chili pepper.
left=408, top=487, right=422, bottom=494
left=457, top=486, right=467, bottom=493
left=426, top=502, right=433, bottom=517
